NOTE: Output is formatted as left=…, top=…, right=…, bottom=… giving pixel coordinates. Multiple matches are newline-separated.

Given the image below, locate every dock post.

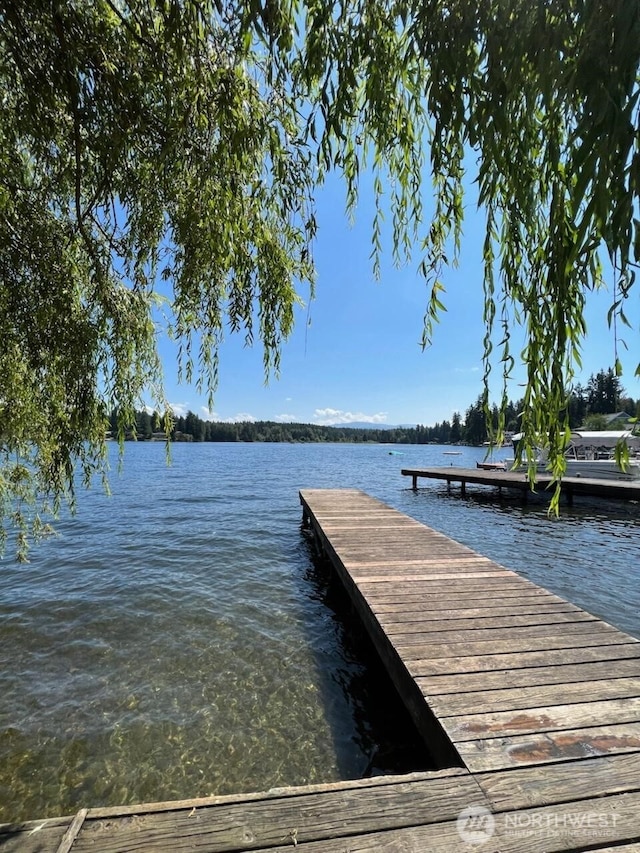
left=412, top=474, right=418, bottom=490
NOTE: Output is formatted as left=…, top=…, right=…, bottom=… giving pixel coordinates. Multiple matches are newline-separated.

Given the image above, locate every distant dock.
left=401, top=465, right=640, bottom=502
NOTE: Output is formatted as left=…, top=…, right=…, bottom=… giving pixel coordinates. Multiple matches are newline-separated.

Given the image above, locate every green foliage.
left=166, top=413, right=460, bottom=445
left=0, top=0, right=313, bottom=558
left=3, top=1, right=640, bottom=555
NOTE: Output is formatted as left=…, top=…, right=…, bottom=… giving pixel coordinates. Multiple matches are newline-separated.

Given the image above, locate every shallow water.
left=1, top=442, right=639, bottom=821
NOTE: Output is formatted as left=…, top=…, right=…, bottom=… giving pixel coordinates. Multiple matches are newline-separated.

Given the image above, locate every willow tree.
left=1, top=1, right=639, bottom=558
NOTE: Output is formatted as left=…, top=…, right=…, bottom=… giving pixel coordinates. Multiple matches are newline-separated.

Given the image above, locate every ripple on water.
left=1, top=441, right=638, bottom=821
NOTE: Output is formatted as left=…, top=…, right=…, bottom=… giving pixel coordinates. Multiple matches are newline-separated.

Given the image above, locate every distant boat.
left=443, top=451, right=462, bottom=455
left=388, top=450, right=405, bottom=456
left=476, top=460, right=507, bottom=471
left=510, top=430, right=640, bottom=481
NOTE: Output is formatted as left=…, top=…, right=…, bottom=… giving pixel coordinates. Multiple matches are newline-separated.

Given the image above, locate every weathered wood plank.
left=349, top=571, right=516, bottom=584
left=358, top=579, right=553, bottom=596
left=492, top=792, right=640, bottom=852
left=0, top=816, right=73, bottom=853
left=415, top=658, right=640, bottom=694
left=386, top=620, right=620, bottom=646
left=371, top=600, right=583, bottom=617
left=74, top=773, right=481, bottom=853
left=393, top=631, right=631, bottom=662
left=352, top=571, right=520, bottom=584
left=458, top=725, right=640, bottom=771
left=232, top=791, right=640, bottom=853
left=380, top=611, right=597, bottom=633
left=338, top=552, right=502, bottom=564
left=55, top=809, right=88, bottom=853
left=476, top=753, right=640, bottom=811
left=407, top=643, right=640, bottom=676
left=347, top=564, right=510, bottom=576
left=426, top=677, right=640, bottom=717
left=457, top=722, right=640, bottom=772
left=444, top=699, right=640, bottom=741
left=345, top=557, right=496, bottom=568
left=244, top=819, right=502, bottom=853
left=366, top=586, right=556, bottom=605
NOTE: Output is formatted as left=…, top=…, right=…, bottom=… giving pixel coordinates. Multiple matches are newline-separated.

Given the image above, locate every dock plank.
left=371, top=600, right=584, bottom=616
left=415, top=658, right=640, bottom=694
left=73, top=770, right=479, bottom=853
left=491, top=792, right=640, bottom=852
left=477, top=753, right=640, bottom=809
left=406, top=643, right=640, bottom=676
left=457, top=720, right=640, bottom=771
left=444, top=698, right=640, bottom=740
left=385, top=621, right=620, bottom=646
left=381, top=610, right=598, bottom=633
left=391, top=631, right=632, bottom=661
left=426, top=677, right=640, bottom=716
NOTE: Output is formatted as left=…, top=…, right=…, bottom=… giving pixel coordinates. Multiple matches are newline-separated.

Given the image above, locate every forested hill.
left=119, top=367, right=640, bottom=446
left=122, top=414, right=455, bottom=445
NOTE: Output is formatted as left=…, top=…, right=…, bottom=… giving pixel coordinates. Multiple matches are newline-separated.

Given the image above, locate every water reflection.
left=1, top=440, right=638, bottom=823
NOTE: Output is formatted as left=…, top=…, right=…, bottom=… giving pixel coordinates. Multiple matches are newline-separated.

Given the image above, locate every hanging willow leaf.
left=2, top=0, right=640, bottom=556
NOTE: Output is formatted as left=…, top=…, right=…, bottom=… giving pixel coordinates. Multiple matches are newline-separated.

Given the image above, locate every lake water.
left=2, top=441, right=639, bottom=822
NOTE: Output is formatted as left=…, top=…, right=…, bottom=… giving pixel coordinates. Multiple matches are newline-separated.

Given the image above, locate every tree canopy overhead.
left=1, top=0, right=640, bottom=557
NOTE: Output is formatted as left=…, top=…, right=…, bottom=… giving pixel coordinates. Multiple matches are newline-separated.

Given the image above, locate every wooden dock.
left=299, top=489, right=640, bottom=850
left=401, top=465, right=640, bottom=501
left=3, top=488, right=640, bottom=851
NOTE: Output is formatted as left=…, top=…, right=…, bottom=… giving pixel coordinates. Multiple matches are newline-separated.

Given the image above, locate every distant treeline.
left=114, top=368, right=640, bottom=446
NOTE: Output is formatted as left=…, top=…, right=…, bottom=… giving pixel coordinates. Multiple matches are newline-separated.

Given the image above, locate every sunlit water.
left=1, top=442, right=639, bottom=822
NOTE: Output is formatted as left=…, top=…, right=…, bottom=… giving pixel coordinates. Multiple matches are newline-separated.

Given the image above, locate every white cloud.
left=168, top=403, right=256, bottom=423
left=274, top=413, right=298, bottom=422
left=313, top=408, right=389, bottom=426
left=168, top=402, right=191, bottom=418
left=199, top=407, right=256, bottom=423
left=199, top=407, right=218, bottom=422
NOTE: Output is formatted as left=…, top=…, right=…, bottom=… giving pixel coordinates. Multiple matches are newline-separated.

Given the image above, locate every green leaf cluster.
left=3, top=1, right=640, bottom=555
left=1, top=0, right=314, bottom=558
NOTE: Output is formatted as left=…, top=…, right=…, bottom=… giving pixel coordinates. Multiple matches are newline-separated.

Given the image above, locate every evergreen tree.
left=463, top=398, right=487, bottom=446
left=586, top=369, right=624, bottom=415
left=449, top=413, right=462, bottom=444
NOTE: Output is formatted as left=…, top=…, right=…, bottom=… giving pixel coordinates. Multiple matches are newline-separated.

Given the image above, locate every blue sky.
left=157, top=173, right=640, bottom=427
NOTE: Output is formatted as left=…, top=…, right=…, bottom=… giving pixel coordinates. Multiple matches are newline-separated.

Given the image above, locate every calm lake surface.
left=2, top=441, right=639, bottom=822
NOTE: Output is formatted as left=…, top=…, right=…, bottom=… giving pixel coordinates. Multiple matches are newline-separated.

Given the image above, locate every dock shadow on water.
left=298, top=526, right=436, bottom=778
